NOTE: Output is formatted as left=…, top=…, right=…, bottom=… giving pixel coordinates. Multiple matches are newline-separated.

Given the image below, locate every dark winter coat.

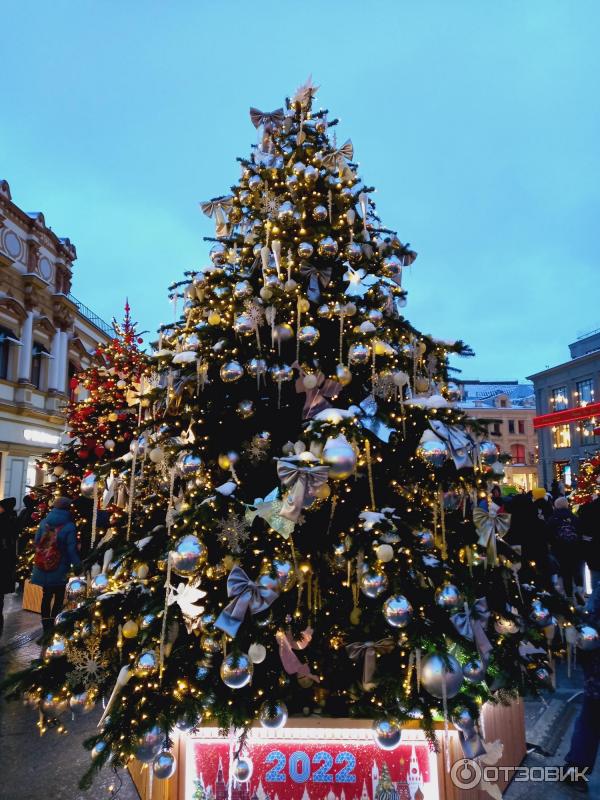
left=547, top=507, right=582, bottom=565
left=0, top=498, right=18, bottom=594
left=30, top=508, right=81, bottom=588
left=577, top=498, right=600, bottom=572
left=16, top=495, right=37, bottom=555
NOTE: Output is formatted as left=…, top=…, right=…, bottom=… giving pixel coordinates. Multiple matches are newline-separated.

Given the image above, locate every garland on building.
left=16, top=305, right=150, bottom=576
left=5, top=82, right=594, bottom=791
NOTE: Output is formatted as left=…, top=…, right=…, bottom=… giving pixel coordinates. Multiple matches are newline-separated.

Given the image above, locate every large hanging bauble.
left=298, top=325, right=320, bottom=345
left=278, top=201, right=295, bottom=222
left=494, top=615, right=519, bottom=635
left=322, top=434, right=356, bottom=480
left=90, top=573, right=109, bottom=596
left=80, top=473, right=96, bottom=498
left=312, top=205, right=328, bottom=222
left=234, top=314, right=254, bottom=335
left=421, top=653, right=464, bottom=699
left=274, top=324, right=294, bottom=343
left=576, top=625, right=600, bottom=651
left=271, top=364, right=294, bottom=382
left=318, top=236, right=339, bottom=258
left=303, top=165, right=318, bottom=185
left=416, top=530, right=435, bottom=549
left=530, top=599, right=551, bottom=627
left=376, top=544, right=394, bottom=563
left=292, top=161, right=306, bottom=176
left=136, top=650, right=159, bottom=677
left=195, top=660, right=212, bottom=681
left=220, top=653, right=254, bottom=689
left=201, top=634, right=222, bottom=654
left=348, top=343, right=370, bottom=365
left=41, top=691, right=67, bottom=715
left=435, top=583, right=463, bottom=610
left=461, top=658, right=487, bottom=684
left=66, top=576, right=87, bottom=603
left=44, top=636, right=67, bottom=660
left=286, top=174, right=299, bottom=191
left=233, top=280, right=253, bottom=299
left=446, top=382, right=461, bottom=402
left=416, top=439, right=449, bottom=469
left=210, top=243, right=227, bottom=265
left=149, top=446, right=164, bottom=464
left=534, top=666, right=553, bottom=688
left=122, top=620, right=139, bottom=639
left=232, top=757, right=253, bottom=783
left=360, top=569, right=389, bottom=599
left=383, top=595, right=413, bottom=628
left=345, top=242, right=362, bottom=263
left=220, top=361, right=244, bottom=383
left=478, top=441, right=499, bottom=466
left=153, top=750, right=177, bottom=780
left=177, top=452, right=202, bottom=476
left=248, top=643, right=267, bottom=664
left=171, top=535, right=206, bottom=577
left=259, top=700, right=288, bottom=729
left=248, top=174, right=262, bottom=191
left=135, top=725, right=164, bottom=763
left=272, top=558, right=295, bottom=591
left=69, top=690, right=95, bottom=715
left=335, top=364, right=352, bottom=386
left=372, top=719, right=401, bottom=751
left=297, top=241, right=314, bottom=259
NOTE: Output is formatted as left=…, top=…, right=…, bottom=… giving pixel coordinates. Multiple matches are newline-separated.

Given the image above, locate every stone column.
left=47, top=329, right=61, bottom=391
left=17, top=310, right=34, bottom=383
left=58, top=331, right=69, bottom=394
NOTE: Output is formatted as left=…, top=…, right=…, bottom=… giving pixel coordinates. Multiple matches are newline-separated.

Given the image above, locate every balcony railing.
left=67, top=294, right=113, bottom=337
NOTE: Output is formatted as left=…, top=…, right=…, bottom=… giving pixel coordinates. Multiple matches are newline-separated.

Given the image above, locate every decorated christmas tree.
left=572, top=451, right=600, bottom=506
left=16, top=305, right=150, bottom=578
left=7, top=80, right=592, bottom=790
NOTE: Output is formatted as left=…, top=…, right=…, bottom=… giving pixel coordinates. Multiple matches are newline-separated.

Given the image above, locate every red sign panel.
left=533, top=402, right=600, bottom=430
left=186, top=731, right=437, bottom=800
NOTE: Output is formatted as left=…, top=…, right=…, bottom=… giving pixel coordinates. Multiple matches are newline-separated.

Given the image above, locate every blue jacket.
left=30, top=508, right=81, bottom=588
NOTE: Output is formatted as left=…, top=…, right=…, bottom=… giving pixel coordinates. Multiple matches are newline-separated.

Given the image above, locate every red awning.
left=533, top=402, right=600, bottom=430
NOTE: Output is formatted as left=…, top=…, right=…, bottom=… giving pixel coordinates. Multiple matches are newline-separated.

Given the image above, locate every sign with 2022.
left=186, top=731, right=438, bottom=800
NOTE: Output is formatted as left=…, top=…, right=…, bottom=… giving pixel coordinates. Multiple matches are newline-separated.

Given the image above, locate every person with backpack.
left=547, top=496, right=584, bottom=602
left=31, top=496, right=81, bottom=633
left=0, top=497, right=18, bottom=636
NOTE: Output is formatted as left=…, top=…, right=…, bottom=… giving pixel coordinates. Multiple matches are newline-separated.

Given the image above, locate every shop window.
left=511, top=444, right=525, bottom=463
left=518, top=420, right=525, bottom=434
left=580, top=418, right=600, bottom=445
left=552, top=424, right=571, bottom=449
left=508, top=420, right=515, bottom=434
left=551, top=386, right=568, bottom=411
left=576, top=379, right=594, bottom=407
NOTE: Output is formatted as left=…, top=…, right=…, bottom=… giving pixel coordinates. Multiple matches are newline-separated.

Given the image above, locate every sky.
left=1, top=1, right=599, bottom=382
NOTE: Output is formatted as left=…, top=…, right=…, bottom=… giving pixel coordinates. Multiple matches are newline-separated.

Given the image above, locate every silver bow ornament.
left=299, top=262, right=332, bottom=302
left=450, top=598, right=493, bottom=659
left=346, top=637, right=395, bottom=690
left=199, top=196, right=234, bottom=238
left=276, top=455, right=329, bottom=522
left=429, top=420, right=475, bottom=469
left=322, top=139, right=354, bottom=179
left=215, top=566, right=278, bottom=637
left=473, top=503, right=511, bottom=566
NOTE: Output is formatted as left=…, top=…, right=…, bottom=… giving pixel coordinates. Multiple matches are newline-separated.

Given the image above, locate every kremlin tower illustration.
left=193, top=750, right=424, bottom=800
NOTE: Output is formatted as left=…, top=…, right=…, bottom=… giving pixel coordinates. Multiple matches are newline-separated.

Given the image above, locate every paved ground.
left=1, top=593, right=599, bottom=798
left=0, top=594, right=138, bottom=800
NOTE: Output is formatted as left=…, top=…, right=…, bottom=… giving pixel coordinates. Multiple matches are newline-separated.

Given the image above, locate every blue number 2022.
left=264, top=750, right=356, bottom=784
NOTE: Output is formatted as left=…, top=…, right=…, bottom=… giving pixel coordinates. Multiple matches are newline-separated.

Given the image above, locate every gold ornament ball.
left=208, top=312, right=221, bottom=326
left=122, top=620, right=139, bottom=639
left=108, top=412, right=119, bottom=422
left=298, top=297, right=310, bottom=313
left=315, top=483, right=331, bottom=500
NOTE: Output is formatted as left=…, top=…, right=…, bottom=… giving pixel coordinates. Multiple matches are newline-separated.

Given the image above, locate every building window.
left=31, top=342, right=50, bottom=390
left=0, top=338, right=9, bottom=380
left=552, top=424, right=571, bottom=449
left=551, top=386, right=568, bottom=410
left=518, top=420, right=525, bottom=434
left=491, top=421, right=501, bottom=436
left=579, top=418, right=600, bottom=445
left=554, top=461, right=573, bottom=488
left=508, top=420, right=515, bottom=434
left=511, top=444, right=525, bottom=463
left=576, top=379, right=594, bottom=407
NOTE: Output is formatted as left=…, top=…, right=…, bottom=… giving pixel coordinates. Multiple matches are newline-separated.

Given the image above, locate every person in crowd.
left=16, top=494, right=37, bottom=553
left=578, top=494, right=600, bottom=594
left=564, top=577, right=600, bottom=790
left=547, top=496, right=584, bottom=602
left=30, top=496, right=81, bottom=633
left=478, top=484, right=504, bottom=512
left=505, top=489, right=552, bottom=588
left=0, top=497, right=18, bottom=636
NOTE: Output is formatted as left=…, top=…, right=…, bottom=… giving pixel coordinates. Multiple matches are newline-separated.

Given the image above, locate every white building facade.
left=0, top=179, right=111, bottom=505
